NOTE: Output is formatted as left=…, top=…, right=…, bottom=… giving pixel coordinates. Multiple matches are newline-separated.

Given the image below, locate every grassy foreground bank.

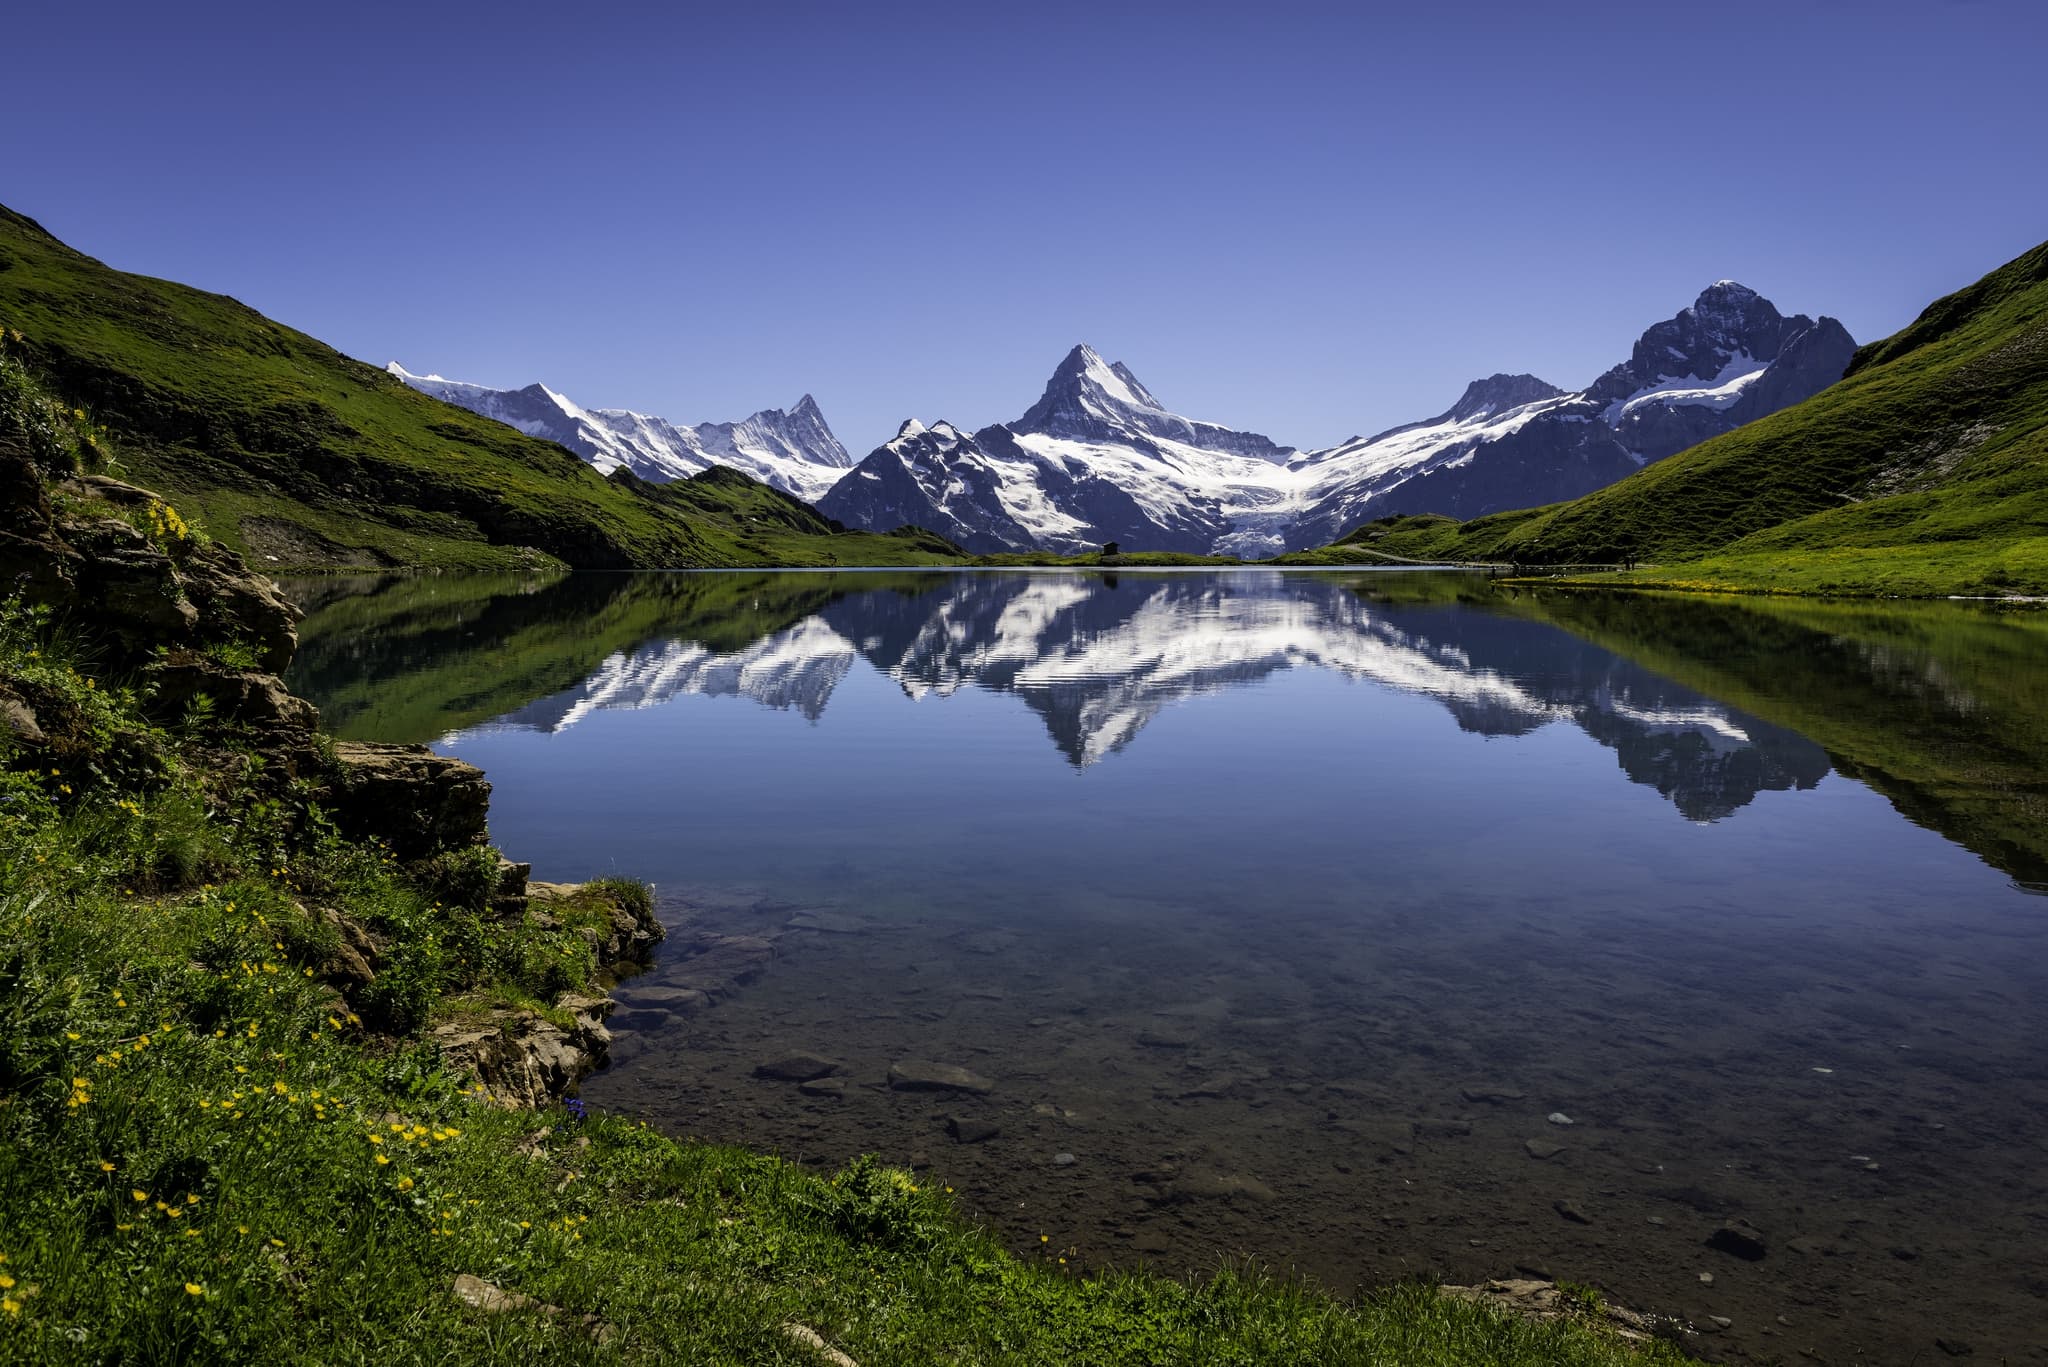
left=0, top=365, right=1694, bottom=1363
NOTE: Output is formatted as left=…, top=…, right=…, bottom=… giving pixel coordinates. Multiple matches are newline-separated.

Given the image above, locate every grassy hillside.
left=0, top=205, right=961, bottom=572
left=1336, top=240, right=2048, bottom=595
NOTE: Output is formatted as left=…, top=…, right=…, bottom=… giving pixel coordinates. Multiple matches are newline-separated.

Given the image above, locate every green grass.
left=1332, top=240, right=2048, bottom=596
left=0, top=206, right=962, bottom=574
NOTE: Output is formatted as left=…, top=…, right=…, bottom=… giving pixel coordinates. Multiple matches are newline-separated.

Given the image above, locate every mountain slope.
left=388, top=364, right=853, bottom=501
left=1353, top=238, right=2048, bottom=595
left=0, top=203, right=952, bottom=571
left=1284, top=284, right=1856, bottom=547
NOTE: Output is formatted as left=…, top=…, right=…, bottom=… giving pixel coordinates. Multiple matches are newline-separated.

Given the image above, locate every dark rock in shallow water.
left=1524, top=1139, right=1566, bottom=1160
left=1167, top=1170, right=1276, bottom=1203
left=754, top=1053, right=840, bottom=1082
left=798, top=1077, right=846, bottom=1098
left=666, top=934, right=777, bottom=1000
left=1136, top=1024, right=1196, bottom=1049
left=1553, top=1199, right=1593, bottom=1225
left=618, top=985, right=708, bottom=1013
left=1707, top=1219, right=1769, bottom=1261
left=945, top=1115, right=1000, bottom=1144
left=1462, top=1087, right=1527, bottom=1105
left=887, top=1061, right=993, bottom=1094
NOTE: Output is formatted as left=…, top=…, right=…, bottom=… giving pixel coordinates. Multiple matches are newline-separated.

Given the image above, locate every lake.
left=283, top=569, right=2048, bottom=1364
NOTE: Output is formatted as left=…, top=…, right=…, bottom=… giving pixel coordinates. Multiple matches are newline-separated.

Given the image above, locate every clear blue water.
left=286, top=569, right=2048, bottom=1362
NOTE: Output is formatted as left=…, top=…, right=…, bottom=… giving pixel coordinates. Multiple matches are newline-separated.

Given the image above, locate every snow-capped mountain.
left=1283, top=282, right=1857, bottom=547
left=818, top=345, right=1302, bottom=555
left=386, top=364, right=853, bottom=502
left=818, top=284, right=1854, bottom=555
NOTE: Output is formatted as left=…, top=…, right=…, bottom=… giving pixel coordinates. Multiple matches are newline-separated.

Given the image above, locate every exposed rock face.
left=1013, top=344, right=1294, bottom=463
left=0, top=685, right=45, bottom=746
left=325, top=741, right=492, bottom=861
left=2, top=439, right=316, bottom=815
left=433, top=993, right=617, bottom=1109
left=152, top=652, right=320, bottom=731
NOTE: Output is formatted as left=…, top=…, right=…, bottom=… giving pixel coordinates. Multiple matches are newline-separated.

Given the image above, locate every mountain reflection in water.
left=283, top=569, right=2048, bottom=880
left=293, top=571, right=1831, bottom=824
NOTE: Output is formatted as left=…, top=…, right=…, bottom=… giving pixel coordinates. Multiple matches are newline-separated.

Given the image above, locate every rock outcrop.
left=429, top=865, right=666, bottom=1107
left=325, top=741, right=492, bottom=861
left=433, top=993, right=617, bottom=1109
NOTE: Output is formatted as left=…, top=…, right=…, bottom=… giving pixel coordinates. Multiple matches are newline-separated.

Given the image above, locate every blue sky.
left=6, top=0, right=2045, bottom=455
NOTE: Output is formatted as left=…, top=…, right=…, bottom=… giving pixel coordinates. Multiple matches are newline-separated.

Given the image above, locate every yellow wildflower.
left=184, top=1283, right=203, bottom=1296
